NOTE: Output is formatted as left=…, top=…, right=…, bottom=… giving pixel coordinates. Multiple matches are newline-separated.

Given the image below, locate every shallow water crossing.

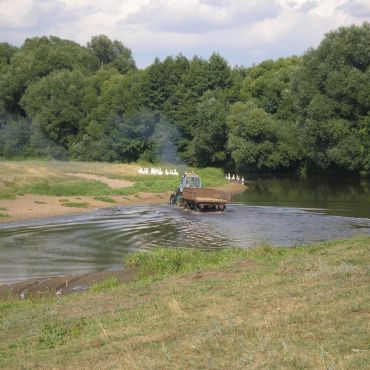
left=1, top=184, right=370, bottom=283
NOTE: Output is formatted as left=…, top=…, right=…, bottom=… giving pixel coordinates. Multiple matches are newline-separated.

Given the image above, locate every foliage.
left=294, top=22, right=370, bottom=174
left=87, top=35, right=136, bottom=74
left=241, top=57, right=300, bottom=116
left=0, top=36, right=98, bottom=114
left=188, top=92, right=228, bottom=167
left=1, top=25, right=370, bottom=176
left=20, top=69, right=86, bottom=147
left=227, top=101, right=302, bottom=171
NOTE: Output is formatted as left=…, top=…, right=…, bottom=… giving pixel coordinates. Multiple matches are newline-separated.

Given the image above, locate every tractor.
left=169, top=173, right=230, bottom=212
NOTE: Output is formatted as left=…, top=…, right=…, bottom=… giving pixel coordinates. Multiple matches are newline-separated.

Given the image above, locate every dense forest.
left=1, top=23, right=370, bottom=176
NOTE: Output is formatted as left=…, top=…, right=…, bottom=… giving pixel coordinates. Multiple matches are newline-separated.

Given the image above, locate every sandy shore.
left=0, top=192, right=171, bottom=223
left=0, top=181, right=245, bottom=223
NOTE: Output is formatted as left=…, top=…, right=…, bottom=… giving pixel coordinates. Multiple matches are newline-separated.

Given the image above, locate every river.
left=0, top=175, right=369, bottom=283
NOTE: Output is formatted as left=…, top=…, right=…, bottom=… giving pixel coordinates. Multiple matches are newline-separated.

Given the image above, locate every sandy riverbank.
left=0, top=181, right=245, bottom=223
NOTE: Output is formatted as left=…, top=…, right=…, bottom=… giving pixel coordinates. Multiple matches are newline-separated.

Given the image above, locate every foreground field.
left=0, top=236, right=369, bottom=369
left=0, top=160, right=234, bottom=221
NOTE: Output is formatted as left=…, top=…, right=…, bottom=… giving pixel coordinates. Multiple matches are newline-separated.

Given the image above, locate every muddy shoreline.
left=0, top=268, right=137, bottom=299
left=0, top=182, right=246, bottom=299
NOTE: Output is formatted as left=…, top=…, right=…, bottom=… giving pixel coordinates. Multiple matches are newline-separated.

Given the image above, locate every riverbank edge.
left=0, top=181, right=245, bottom=224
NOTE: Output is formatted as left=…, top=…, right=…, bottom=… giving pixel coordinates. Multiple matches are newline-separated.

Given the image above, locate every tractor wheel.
left=169, top=194, right=176, bottom=205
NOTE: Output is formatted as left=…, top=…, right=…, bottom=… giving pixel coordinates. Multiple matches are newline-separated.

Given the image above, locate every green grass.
left=34, top=201, right=46, bottom=204
left=125, top=247, right=251, bottom=280
left=196, top=167, right=228, bottom=187
left=38, top=319, right=86, bottom=349
left=90, top=277, right=120, bottom=292
left=93, top=196, right=117, bottom=203
left=118, top=176, right=179, bottom=195
left=118, top=167, right=227, bottom=196
left=20, top=180, right=114, bottom=197
left=0, top=207, right=7, bottom=211
left=0, top=192, right=16, bottom=200
left=0, top=236, right=369, bottom=369
left=0, top=161, right=228, bottom=198
left=61, top=202, right=89, bottom=208
left=0, top=213, right=10, bottom=218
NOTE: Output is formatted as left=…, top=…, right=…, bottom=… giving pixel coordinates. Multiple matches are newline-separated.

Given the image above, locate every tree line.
left=1, top=24, right=370, bottom=176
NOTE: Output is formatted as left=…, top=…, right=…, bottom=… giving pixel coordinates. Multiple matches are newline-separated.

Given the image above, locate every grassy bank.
left=0, top=160, right=227, bottom=199
left=1, top=236, right=369, bottom=369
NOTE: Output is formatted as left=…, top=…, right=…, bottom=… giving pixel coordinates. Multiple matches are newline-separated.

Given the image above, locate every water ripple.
left=0, top=204, right=370, bottom=283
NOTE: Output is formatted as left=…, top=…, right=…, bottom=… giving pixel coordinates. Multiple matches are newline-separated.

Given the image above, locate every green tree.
left=0, top=42, right=18, bottom=70
left=0, top=36, right=98, bottom=114
left=87, top=35, right=136, bottom=74
left=20, top=69, right=87, bottom=148
left=241, top=57, right=301, bottom=119
left=188, top=92, right=228, bottom=166
left=294, top=22, right=370, bottom=173
left=227, top=102, right=301, bottom=171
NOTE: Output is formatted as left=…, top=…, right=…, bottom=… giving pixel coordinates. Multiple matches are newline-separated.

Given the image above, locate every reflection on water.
left=234, top=174, right=370, bottom=218
left=0, top=199, right=370, bottom=283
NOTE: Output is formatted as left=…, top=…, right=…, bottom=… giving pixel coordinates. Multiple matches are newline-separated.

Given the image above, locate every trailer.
left=169, top=173, right=230, bottom=211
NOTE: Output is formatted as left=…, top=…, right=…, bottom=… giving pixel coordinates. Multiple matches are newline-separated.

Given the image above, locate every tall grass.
left=125, top=247, right=250, bottom=280
left=90, top=277, right=120, bottom=292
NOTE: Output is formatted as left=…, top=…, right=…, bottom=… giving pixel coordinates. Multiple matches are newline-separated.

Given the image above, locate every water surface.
left=1, top=175, right=369, bottom=283
left=234, top=174, right=370, bottom=218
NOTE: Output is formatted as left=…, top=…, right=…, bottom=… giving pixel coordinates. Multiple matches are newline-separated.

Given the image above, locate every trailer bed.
left=182, top=188, right=230, bottom=206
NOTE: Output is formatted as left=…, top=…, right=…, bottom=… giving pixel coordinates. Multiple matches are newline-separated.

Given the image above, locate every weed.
left=90, top=277, right=120, bottom=292
left=0, top=213, right=10, bottom=218
left=61, top=202, right=89, bottom=208
left=0, top=207, right=7, bottom=211
left=125, top=247, right=250, bottom=280
left=34, top=201, right=46, bottom=204
left=0, top=193, right=16, bottom=200
left=93, top=196, right=117, bottom=203
left=38, top=319, right=86, bottom=349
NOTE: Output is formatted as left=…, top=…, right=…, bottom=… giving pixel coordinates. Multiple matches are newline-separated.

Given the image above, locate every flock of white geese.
left=137, top=167, right=245, bottom=184
left=226, top=173, right=245, bottom=184
left=137, top=167, right=179, bottom=176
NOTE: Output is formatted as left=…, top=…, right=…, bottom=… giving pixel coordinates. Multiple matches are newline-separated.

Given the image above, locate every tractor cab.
left=179, top=173, right=201, bottom=192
